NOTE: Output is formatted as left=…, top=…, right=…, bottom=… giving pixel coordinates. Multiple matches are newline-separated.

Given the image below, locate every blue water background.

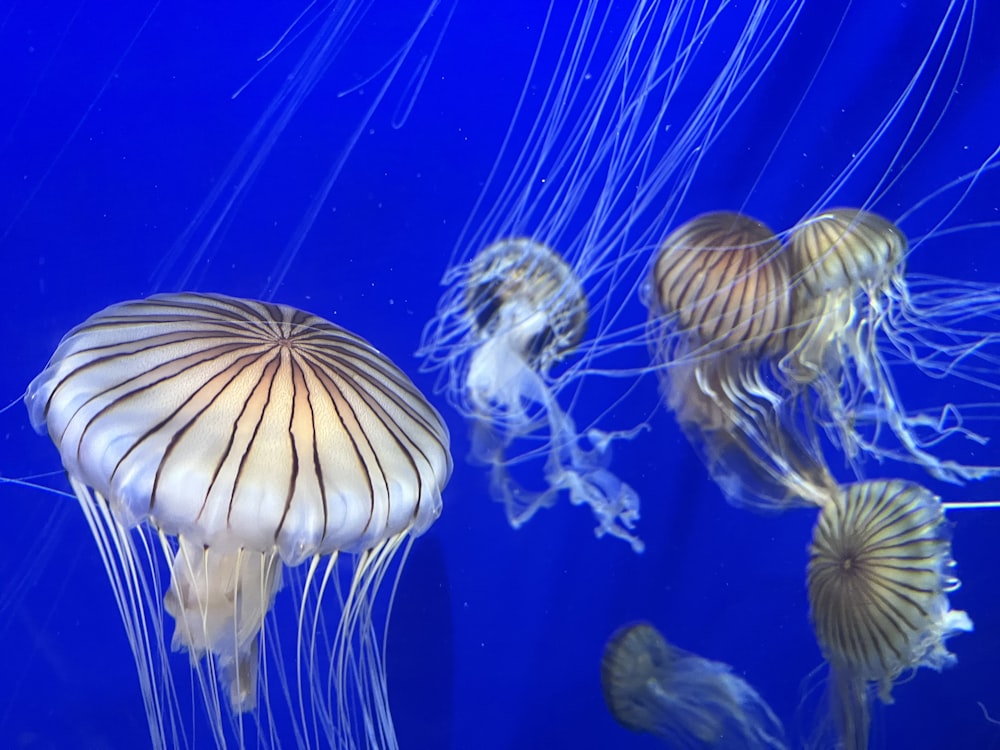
left=1, top=2, right=999, bottom=748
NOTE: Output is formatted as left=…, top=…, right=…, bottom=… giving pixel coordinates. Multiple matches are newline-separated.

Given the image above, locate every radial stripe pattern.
left=788, top=208, right=906, bottom=297
left=807, top=479, right=962, bottom=688
left=651, top=211, right=793, bottom=355
left=26, top=292, right=452, bottom=563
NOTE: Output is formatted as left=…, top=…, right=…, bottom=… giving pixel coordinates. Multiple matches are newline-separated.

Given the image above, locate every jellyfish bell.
left=787, top=209, right=905, bottom=304
left=806, top=479, right=971, bottom=750
left=649, top=212, right=794, bottom=359
left=25, top=291, right=452, bottom=748
left=601, top=621, right=788, bottom=749
left=782, top=208, right=907, bottom=399
left=645, top=211, right=836, bottom=510
left=808, top=479, right=971, bottom=698
left=782, top=208, right=909, bottom=431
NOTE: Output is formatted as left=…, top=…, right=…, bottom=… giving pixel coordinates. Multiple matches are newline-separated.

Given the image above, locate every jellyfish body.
left=782, top=208, right=1000, bottom=484
left=646, top=211, right=835, bottom=510
left=25, top=292, right=452, bottom=749
left=452, top=238, right=643, bottom=551
left=807, top=479, right=971, bottom=750
left=601, top=621, right=787, bottom=749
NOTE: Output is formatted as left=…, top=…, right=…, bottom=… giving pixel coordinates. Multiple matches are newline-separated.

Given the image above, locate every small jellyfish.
left=25, top=292, right=452, bottom=749
left=464, top=237, right=589, bottom=429
left=601, top=621, right=788, bottom=749
left=782, top=208, right=1000, bottom=484
left=646, top=211, right=836, bottom=510
left=435, top=237, right=643, bottom=551
left=807, top=479, right=971, bottom=750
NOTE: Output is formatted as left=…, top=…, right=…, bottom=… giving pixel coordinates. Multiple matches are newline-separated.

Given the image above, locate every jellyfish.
left=601, top=621, right=788, bottom=749
left=419, top=2, right=805, bottom=547
left=446, top=236, right=644, bottom=551
left=24, top=292, right=452, bottom=749
left=806, top=479, right=971, bottom=750
left=780, top=207, right=1000, bottom=485
left=645, top=211, right=836, bottom=510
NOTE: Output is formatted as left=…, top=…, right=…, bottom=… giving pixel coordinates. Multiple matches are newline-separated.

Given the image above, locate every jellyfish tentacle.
left=163, top=536, right=284, bottom=712
left=478, top=345, right=644, bottom=551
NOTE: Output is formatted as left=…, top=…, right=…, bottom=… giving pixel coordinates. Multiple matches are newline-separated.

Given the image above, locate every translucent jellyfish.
left=454, top=236, right=644, bottom=551
left=601, top=621, right=787, bottom=749
left=645, top=211, right=836, bottom=510
left=419, top=3, right=806, bottom=547
left=25, top=292, right=452, bottom=749
left=807, top=479, right=971, bottom=750
left=464, top=238, right=589, bottom=426
left=781, top=208, right=1000, bottom=485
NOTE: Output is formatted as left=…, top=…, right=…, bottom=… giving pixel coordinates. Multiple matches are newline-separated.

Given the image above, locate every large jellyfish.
left=24, top=292, right=452, bottom=749
left=806, top=479, right=971, bottom=750
left=644, top=211, right=836, bottom=510
left=601, top=621, right=788, bottom=749
left=419, top=1, right=806, bottom=546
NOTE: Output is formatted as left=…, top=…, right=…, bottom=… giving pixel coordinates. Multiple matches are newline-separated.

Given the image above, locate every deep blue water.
left=1, top=1, right=1000, bottom=748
